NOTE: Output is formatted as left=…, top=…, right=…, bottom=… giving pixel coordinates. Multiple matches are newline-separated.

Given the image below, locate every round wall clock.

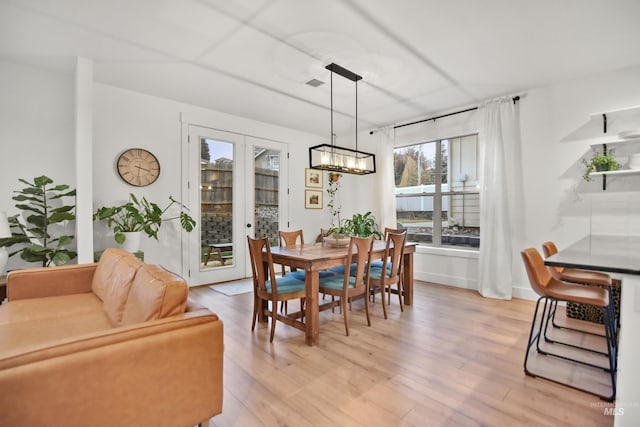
left=116, top=148, right=160, bottom=187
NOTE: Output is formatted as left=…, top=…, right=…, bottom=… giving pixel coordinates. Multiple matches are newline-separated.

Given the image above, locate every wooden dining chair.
left=368, top=229, right=407, bottom=319
left=277, top=229, right=306, bottom=313
left=318, top=235, right=374, bottom=336
left=521, top=248, right=617, bottom=401
left=370, top=227, right=405, bottom=270
left=278, top=230, right=305, bottom=278
left=247, top=236, right=307, bottom=342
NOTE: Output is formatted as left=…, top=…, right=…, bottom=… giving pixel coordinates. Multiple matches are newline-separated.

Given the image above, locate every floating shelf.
left=589, top=105, right=640, bottom=117
left=589, top=137, right=640, bottom=148
left=590, top=169, right=640, bottom=177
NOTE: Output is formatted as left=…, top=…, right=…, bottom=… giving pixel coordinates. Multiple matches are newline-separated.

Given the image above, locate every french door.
left=186, top=125, right=288, bottom=285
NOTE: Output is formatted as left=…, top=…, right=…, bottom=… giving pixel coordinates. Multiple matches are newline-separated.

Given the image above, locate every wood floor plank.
left=190, top=280, right=615, bottom=427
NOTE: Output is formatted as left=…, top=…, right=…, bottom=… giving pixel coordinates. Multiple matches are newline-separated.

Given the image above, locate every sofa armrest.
left=7, top=263, right=97, bottom=301
left=0, top=309, right=224, bottom=427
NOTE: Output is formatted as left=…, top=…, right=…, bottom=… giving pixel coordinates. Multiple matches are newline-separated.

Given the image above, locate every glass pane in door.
left=253, top=146, right=280, bottom=247
left=200, top=139, right=234, bottom=270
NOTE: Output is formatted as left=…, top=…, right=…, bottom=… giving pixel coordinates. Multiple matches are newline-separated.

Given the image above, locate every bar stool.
left=542, top=241, right=618, bottom=336
left=521, top=248, right=616, bottom=401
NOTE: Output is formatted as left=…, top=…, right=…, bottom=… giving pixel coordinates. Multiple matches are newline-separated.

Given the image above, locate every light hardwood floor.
left=190, top=280, right=615, bottom=427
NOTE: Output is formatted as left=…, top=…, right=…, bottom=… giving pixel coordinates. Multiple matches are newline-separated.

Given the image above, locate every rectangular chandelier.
left=308, top=62, right=376, bottom=176
left=309, top=143, right=376, bottom=175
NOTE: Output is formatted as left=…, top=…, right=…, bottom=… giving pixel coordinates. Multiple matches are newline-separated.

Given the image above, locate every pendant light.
left=309, top=63, right=376, bottom=175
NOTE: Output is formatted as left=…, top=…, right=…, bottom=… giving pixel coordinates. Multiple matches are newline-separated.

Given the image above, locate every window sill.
left=415, top=245, right=479, bottom=259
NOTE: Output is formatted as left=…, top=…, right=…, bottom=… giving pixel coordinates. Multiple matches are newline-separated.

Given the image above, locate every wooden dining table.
left=267, top=240, right=417, bottom=346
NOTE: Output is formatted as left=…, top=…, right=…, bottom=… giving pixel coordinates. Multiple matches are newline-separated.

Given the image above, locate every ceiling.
left=2, top=0, right=640, bottom=138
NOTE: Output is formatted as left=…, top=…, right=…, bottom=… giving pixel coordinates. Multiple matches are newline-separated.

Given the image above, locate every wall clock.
left=116, top=148, right=160, bottom=187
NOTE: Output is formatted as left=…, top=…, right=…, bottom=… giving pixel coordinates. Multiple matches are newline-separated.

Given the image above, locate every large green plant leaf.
left=33, top=175, right=54, bottom=187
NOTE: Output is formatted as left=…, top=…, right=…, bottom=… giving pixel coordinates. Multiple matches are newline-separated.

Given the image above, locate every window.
left=394, top=134, right=480, bottom=249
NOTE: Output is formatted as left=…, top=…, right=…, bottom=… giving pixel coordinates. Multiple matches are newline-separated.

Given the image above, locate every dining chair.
left=521, top=248, right=617, bottom=401
left=318, top=235, right=374, bottom=336
left=247, top=236, right=307, bottom=342
left=542, top=241, right=618, bottom=333
left=368, top=229, right=407, bottom=319
left=370, top=227, right=405, bottom=270
left=278, top=230, right=305, bottom=279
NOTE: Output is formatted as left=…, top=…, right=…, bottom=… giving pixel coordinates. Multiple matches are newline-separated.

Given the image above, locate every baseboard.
left=416, top=271, right=538, bottom=301
left=416, top=271, right=477, bottom=290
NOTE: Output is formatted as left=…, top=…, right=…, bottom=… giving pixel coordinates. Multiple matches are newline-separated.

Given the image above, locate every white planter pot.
left=120, top=231, right=142, bottom=253
left=323, top=233, right=350, bottom=248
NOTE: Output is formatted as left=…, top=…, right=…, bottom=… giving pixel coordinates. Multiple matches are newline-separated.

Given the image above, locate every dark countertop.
left=544, top=235, right=640, bottom=275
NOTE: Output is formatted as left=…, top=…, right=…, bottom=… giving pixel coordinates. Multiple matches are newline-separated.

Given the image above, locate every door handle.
left=246, top=223, right=252, bottom=228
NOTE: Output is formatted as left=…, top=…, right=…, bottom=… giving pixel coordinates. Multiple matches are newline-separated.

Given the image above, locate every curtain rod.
left=393, top=95, right=520, bottom=130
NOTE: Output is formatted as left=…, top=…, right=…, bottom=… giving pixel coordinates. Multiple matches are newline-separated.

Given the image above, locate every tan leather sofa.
left=0, top=248, right=223, bottom=427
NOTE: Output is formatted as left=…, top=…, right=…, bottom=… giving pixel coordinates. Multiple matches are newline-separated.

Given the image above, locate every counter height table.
left=545, top=235, right=640, bottom=426
left=268, top=240, right=416, bottom=346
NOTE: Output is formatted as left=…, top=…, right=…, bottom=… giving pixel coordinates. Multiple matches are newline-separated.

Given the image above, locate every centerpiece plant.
left=326, top=211, right=383, bottom=239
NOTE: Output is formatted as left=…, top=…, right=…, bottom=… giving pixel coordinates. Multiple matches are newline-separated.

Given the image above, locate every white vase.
left=120, top=231, right=142, bottom=253
left=323, top=233, right=350, bottom=248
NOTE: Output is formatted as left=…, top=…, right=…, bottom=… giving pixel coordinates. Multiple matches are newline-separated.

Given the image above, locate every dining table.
left=267, top=240, right=417, bottom=346
left=544, top=235, right=640, bottom=426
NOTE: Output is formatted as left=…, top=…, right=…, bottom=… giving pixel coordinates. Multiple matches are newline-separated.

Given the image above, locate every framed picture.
left=305, top=168, right=323, bottom=188
left=305, top=189, right=323, bottom=209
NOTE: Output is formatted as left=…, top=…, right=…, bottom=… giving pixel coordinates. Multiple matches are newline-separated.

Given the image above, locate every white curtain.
left=478, top=98, right=524, bottom=299
left=375, top=125, right=397, bottom=230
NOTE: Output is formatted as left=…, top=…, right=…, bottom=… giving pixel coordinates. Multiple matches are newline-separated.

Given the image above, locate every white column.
left=74, top=57, right=94, bottom=263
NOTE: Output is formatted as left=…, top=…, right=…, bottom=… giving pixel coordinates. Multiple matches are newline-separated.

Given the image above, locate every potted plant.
left=324, top=211, right=382, bottom=247
left=93, top=193, right=196, bottom=251
left=0, top=175, right=77, bottom=267
left=326, top=172, right=342, bottom=228
left=582, top=150, right=619, bottom=181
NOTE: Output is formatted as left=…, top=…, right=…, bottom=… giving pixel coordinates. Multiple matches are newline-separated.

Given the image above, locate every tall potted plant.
left=0, top=175, right=77, bottom=267
left=326, top=172, right=342, bottom=227
left=94, top=193, right=196, bottom=252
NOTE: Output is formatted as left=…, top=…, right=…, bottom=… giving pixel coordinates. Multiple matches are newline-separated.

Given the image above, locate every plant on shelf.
left=93, top=193, right=196, bottom=245
left=582, top=149, right=619, bottom=181
left=0, top=175, right=77, bottom=267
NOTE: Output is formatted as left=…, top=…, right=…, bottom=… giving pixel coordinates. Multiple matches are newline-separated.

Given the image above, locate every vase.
left=323, top=233, right=350, bottom=247
left=120, top=231, right=142, bottom=253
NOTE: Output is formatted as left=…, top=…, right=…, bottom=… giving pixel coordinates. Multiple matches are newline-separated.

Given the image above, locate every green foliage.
left=326, top=172, right=342, bottom=227
left=325, top=211, right=382, bottom=239
left=0, top=175, right=77, bottom=267
left=582, top=150, right=619, bottom=181
left=94, top=194, right=196, bottom=244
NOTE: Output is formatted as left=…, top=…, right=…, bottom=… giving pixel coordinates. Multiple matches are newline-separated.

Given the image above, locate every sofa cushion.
left=92, top=248, right=142, bottom=325
left=0, top=293, right=113, bottom=359
left=121, top=264, right=188, bottom=326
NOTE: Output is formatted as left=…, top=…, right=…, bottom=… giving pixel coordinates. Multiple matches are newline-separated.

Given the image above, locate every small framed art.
left=305, top=189, right=323, bottom=209
left=305, top=168, right=323, bottom=188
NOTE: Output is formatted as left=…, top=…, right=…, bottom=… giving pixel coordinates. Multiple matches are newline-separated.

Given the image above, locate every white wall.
left=519, top=65, right=640, bottom=297
left=378, top=64, right=640, bottom=299
left=3, top=57, right=639, bottom=295
left=92, top=83, right=326, bottom=274
left=0, top=59, right=75, bottom=271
